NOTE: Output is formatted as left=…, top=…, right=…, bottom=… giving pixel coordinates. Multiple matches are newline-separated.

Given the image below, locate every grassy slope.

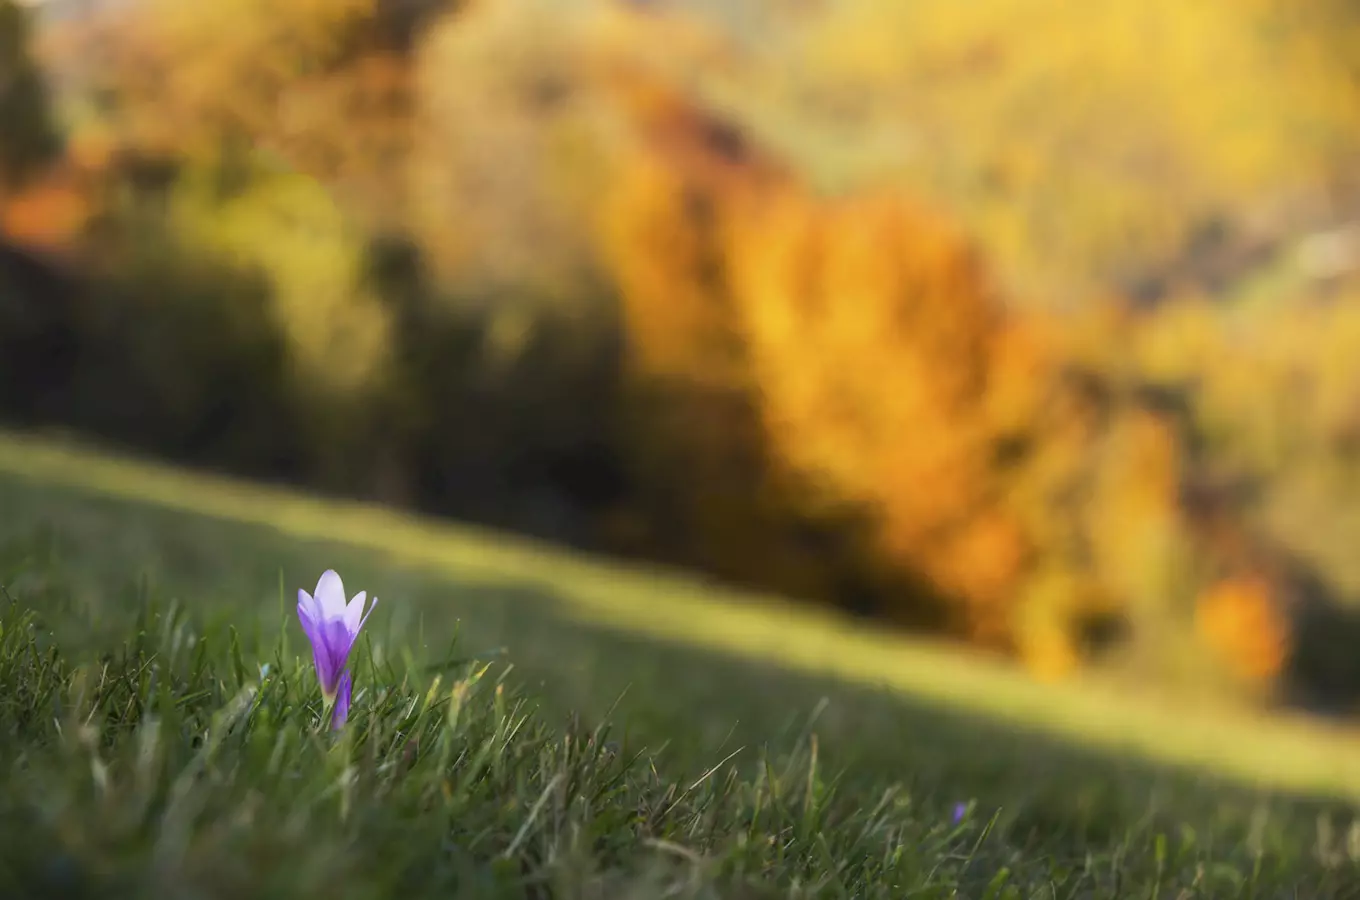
left=2, top=429, right=1360, bottom=897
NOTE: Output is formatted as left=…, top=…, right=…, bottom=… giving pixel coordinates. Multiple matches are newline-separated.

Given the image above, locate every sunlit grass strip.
left=3, top=428, right=1360, bottom=800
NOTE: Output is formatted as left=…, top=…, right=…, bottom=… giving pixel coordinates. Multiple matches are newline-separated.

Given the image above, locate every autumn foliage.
left=596, top=66, right=1072, bottom=651
left=591, top=46, right=1337, bottom=686
left=1197, top=575, right=1293, bottom=690
left=5, top=0, right=1360, bottom=707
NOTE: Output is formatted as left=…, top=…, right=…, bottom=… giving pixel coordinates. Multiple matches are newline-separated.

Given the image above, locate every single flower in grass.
left=952, top=802, right=968, bottom=824
left=297, top=569, right=376, bottom=730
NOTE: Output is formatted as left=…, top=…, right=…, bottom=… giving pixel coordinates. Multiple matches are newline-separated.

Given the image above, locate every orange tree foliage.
left=591, top=53, right=1312, bottom=680
left=596, top=65, right=1047, bottom=648
left=1196, top=573, right=1293, bottom=692
left=0, top=166, right=92, bottom=257
left=722, top=187, right=1027, bottom=648
left=596, top=142, right=887, bottom=606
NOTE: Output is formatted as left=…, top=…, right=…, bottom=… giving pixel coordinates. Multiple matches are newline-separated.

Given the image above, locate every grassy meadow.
left=3, top=430, right=1360, bottom=898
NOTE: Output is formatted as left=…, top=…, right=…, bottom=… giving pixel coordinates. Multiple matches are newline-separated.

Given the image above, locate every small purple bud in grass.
left=296, top=570, right=376, bottom=730
left=952, top=802, right=968, bottom=824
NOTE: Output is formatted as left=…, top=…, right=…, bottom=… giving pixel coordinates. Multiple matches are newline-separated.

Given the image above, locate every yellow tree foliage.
left=598, top=154, right=747, bottom=389
left=1082, top=407, right=1187, bottom=622
left=45, top=0, right=431, bottom=225
left=30, top=2, right=409, bottom=407
left=55, top=0, right=371, bottom=151
left=411, top=0, right=625, bottom=296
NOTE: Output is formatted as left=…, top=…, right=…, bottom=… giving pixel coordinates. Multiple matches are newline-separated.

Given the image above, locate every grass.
left=2, top=429, right=1360, bottom=897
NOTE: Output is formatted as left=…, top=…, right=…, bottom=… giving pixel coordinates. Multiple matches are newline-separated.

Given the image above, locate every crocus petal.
left=331, top=670, right=352, bottom=730
left=297, top=588, right=323, bottom=625
left=355, top=595, right=379, bottom=638
left=320, top=616, right=357, bottom=696
left=314, top=570, right=348, bottom=619
left=298, top=601, right=333, bottom=691
left=311, top=640, right=339, bottom=699
left=343, top=591, right=367, bottom=635
left=296, top=599, right=319, bottom=641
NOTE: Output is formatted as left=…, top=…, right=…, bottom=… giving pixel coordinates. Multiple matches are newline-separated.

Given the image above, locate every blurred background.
left=3, top=0, right=1360, bottom=716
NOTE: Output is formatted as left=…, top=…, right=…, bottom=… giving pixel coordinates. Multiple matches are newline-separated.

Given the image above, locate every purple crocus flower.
left=297, top=570, right=376, bottom=730
left=952, top=802, right=968, bottom=824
